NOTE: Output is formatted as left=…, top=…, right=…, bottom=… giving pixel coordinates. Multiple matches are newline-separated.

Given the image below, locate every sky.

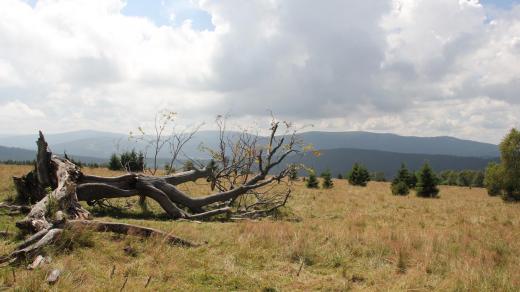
left=1, top=0, right=520, bottom=143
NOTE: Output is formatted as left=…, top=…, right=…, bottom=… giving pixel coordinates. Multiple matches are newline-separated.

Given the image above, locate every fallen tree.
left=1, top=118, right=302, bottom=264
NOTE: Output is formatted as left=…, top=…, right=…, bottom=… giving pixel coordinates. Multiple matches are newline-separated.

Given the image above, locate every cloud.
left=0, top=101, right=47, bottom=133
left=0, top=0, right=519, bottom=142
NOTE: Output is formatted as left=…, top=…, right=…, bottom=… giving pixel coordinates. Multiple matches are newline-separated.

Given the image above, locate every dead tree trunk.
left=3, top=121, right=300, bottom=264
left=3, top=132, right=205, bottom=264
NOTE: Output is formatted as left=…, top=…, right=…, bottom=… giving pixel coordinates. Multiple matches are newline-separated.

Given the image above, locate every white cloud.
left=0, top=101, right=47, bottom=134
left=0, top=0, right=519, bottom=143
left=0, top=100, right=45, bottom=118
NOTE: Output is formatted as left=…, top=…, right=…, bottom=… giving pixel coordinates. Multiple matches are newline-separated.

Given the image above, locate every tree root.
left=0, top=228, right=63, bottom=265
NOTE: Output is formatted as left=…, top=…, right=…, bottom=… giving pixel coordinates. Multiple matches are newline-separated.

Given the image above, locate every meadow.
left=0, top=164, right=519, bottom=291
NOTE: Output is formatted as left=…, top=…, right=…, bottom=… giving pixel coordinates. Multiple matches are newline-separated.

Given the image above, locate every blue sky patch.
left=21, top=0, right=214, bottom=30
left=481, top=0, right=519, bottom=8
left=121, top=0, right=214, bottom=31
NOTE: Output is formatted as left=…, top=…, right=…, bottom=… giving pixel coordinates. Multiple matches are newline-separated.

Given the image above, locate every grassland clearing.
left=1, top=165, right=519, bottom=291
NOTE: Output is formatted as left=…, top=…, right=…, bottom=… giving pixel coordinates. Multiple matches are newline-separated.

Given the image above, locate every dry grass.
left=1, top=165, right=520, bottom=291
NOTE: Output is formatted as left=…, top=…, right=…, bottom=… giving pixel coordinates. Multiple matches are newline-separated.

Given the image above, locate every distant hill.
left=288, top=148, right=497, bottom=179
left=0, top=130, right=499, bottom=159
left=297, top=131, right=498, bottom=157
left=0, top=145, right=36, bottom=161
left=0, top=145, right=496, bottom=178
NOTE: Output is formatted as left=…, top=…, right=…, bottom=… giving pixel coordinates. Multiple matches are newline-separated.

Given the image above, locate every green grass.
left=1, top=165, right=520, bottom=291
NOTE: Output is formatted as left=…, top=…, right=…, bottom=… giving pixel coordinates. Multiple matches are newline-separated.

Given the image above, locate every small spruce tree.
left=108, top=153, right=122, bottom=171
left=416, top=162, right=439, bottom=198
left=391, top=163, right=410, bottom=196
left=347, top=163, right=370, bottom=186
left=306, top=171, right=319, bottom=189
left=119, top=149, right=144, bottom=172
left=183, top=160, right=195, bottom=171
left=321, top=170, right=333, bottom=189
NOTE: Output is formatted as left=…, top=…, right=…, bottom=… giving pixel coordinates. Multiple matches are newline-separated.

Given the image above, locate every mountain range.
left=0, top=130, right=499, bottom=177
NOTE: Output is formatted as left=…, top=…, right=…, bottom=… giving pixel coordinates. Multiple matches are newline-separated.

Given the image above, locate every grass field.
left=1, top=164, right=519, bottom=291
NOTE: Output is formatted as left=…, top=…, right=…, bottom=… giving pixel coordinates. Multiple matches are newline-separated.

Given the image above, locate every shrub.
left=416, top=162, right=439, bottom=198
left=392, top=181, right=410, bottom=196
left=484, top=129, right=520, bottom=201
left=306, top=171, right=319, bottom=189
left=437, top=169, right=484, bottom=187
left=499, top=128, right=520, bottom=201
left=484, top=162, right=503, bottom=196
left=439, top=170, right=458, bottom=186
left=321, top=170, right=333, bottom=189
left=457, top=170, right=475, bottom=187
left=471, top=171, right=485, bottom=188
left=347, top=163, right=370, bottom=186
left=337, top=173, right=343, bottom=179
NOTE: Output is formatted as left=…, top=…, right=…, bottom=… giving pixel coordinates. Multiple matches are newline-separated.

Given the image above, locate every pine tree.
left=416, top=162, right=439, bottom=198
left=391, top=163, right=410, bottom=196
left=306, top=171, right=319, bottom=189
left=321, top=170, right=333, bottom=189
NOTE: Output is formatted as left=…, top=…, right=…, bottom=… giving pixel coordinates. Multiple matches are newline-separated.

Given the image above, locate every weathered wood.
left=46, top=269, right=61, bottom=284
left=35, top=131, right=56, bottom=190
left=27, top=255, right=45, bottom=270
left=1, top=228, right=63, bottom=264
left=16, top=156, right=90, bottom=233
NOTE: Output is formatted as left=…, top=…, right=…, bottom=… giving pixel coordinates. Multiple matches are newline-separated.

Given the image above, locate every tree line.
left=297, top=128, right=520, bottom=203
left=301, top=161, right=483, bottom=197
